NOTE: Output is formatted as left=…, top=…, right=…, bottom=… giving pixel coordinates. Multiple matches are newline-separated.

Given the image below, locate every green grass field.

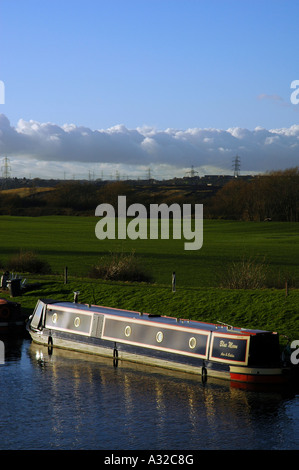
left=0, top=215, right=298, bottom=286
left=0, top=215, right=298, bottom=341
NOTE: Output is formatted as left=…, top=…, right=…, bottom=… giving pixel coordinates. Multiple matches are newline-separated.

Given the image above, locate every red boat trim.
left=230, top=372, right=287, bottom=384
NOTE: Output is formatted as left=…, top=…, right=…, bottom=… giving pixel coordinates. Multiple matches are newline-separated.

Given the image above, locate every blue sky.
left=1, top=0, right=299, bottom=179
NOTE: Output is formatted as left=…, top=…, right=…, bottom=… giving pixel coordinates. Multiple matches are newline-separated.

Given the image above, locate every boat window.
left=31, top=301, right=44, bottom=329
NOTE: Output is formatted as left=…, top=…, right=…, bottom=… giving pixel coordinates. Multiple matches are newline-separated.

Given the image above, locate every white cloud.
left=257, top=93, right=284, bottom=102
left=0, top=114, right=298, bottom=179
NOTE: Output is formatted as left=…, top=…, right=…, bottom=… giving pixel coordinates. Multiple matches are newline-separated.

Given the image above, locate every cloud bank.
left=0, top=114, right=298, bottom=177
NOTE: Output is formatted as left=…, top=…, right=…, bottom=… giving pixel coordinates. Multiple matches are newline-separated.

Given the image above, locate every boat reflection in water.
left=27, top=342, right=298, bottom=450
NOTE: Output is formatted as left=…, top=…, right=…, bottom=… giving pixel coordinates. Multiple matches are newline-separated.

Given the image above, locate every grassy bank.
left=0, top=275, right=298, bottom=343
left=0, top=215, right=298, bottom=342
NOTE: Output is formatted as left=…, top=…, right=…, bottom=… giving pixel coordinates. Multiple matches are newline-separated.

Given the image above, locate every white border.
left=45, top=306, right=94, bottom=336
left=209, top=332, right=250, bottom=365
left=101, top=314, right=211, bottom=359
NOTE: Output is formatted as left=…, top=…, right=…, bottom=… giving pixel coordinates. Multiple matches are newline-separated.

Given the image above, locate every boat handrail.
left=217, top=321, right=234, bottom=331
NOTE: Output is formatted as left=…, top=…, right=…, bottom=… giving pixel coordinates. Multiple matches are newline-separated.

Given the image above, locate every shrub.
left=265, top=269, right=298, bottom=289
left=7, top=251, right=52, bottom=274
left=219, top=257, right=268, bottom=289
left=89, top=251, right=152, bottom=283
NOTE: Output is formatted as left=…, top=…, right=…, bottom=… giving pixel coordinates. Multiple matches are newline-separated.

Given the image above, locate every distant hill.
left=0, top=187, right=56, bottom=197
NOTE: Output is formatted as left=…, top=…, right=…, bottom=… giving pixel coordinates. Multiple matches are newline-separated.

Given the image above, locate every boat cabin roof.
left=38, top=299, right=274, bottom=337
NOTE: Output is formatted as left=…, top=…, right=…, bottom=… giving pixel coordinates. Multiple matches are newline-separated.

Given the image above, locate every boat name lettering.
left=210, top=335, right=248, bottom=365
left=220, top=352, right=235, bottom=358
left=219, top=340, right=238, bottom=349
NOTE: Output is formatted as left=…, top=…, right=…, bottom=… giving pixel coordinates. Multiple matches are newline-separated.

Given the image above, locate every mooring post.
left=64, top=266, right=68, bottom=284
left=172, top=271, right=176, bottom=292
left=285, top=281, right=288, bottom=297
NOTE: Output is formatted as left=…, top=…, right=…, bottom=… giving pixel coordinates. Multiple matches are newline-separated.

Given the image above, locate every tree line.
left=0, top=167, right=298, bottom=221
left=206, top=167, right=299, bottom=222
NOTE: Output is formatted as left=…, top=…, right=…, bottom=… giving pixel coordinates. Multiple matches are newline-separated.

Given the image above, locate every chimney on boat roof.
left=73, top=291, right=80, bottom=303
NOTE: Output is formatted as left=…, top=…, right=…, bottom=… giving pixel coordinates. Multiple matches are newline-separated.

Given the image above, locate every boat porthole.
left=52, top=313, right=57, bottom=323
left=74, top=317, right=81, bottom=328
left=156, top=331, right=163, bottom=343
left=189, top=337, right=197, bottom=349
left=125, top=325, right=131, bottom=337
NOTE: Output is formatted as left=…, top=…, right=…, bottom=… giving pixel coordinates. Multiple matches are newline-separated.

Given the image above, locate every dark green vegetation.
left=1, top=167, right=299, bottom=221
left=0, top=214, right=298, bottom=342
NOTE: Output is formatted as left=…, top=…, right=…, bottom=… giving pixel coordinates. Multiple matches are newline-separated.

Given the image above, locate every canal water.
left=1, top=335, right=299, bottom=451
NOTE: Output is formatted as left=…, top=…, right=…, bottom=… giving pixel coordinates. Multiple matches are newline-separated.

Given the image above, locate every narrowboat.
left=0, top=298, right=26, bottom=331
left=27, top=298, right=290, bottom=385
